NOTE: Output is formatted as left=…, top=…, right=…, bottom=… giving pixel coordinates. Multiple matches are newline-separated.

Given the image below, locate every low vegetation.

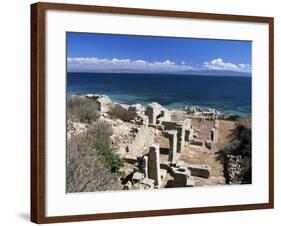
left=66, top=101, right=124, bottom=192
left=96, top=143, right=124, bottom=177
left=109, top=104, right=136, bottom=122
left=217, top=119, right=252, bottom=184
left=67, top=95, right=100, bottom=123
left=218, top=114, right=240, bottom=121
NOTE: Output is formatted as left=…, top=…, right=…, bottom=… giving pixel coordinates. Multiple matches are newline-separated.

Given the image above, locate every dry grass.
left=66, top=120, right=123, bottom=193
left=109, top=104, right=136, bottom=122
left=67, top=95, right=100, bottom=123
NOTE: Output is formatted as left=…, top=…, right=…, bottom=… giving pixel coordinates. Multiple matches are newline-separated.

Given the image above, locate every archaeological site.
left=66, top=94, right=252, bottom=193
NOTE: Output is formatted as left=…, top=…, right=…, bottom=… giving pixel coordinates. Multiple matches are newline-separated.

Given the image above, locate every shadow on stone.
left=120, top=172, right=134, bottom=185
left=160, top=147, right=169, bottom=155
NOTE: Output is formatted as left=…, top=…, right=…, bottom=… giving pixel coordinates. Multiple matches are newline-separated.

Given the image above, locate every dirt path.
left=213, top=120, right=236, bottom=152
left=180, top=145, right=225, bottom=186
left=191, top=120, right=213, bottom=140
left=119, top=119, right=237, bottom=188
left=154, top=119, right=237, bottom=187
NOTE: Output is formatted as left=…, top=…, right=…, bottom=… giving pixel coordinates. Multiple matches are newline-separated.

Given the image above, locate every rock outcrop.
left=67, top=93, right=243, bottom=191
left=86, top=94, right=113, bottom=113
left=225, top=154, right=243, bottom=184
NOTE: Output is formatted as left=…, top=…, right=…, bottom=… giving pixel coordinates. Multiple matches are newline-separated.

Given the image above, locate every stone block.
left=161, top=109, right=171, bottom=122
left=176, top=124, right=186, bottom=153
left=146, top=102, right=163, bottom=125
left=214, top=119, right=220, bottom=129
left=175, top=160, right=188, bottom=169
left=211, top=128, right=218, bottom=143
left=132, top=172, right=144, bottom=183
left=204, top=140, right=212, bottom=150
left=185, top=128, right=194, bottom=141
left=190, top=139, right=204, bottom=146
left=164, top=130, right=177, bottom=164
left=188, top=164, right=211, bottom=178
left=160, top=160, right=170, bottom=171
left=162, top=121, right=178, bottom=130
left=141, top=178, right=155, bottom=188
left=170, top=167, right=194, bottom=187
left=123, top=181, right=132, bottom=190
left=160, top=169, right=167, bottom=179
left=148, top=144, right=161, bottom=186
left=140, top=156, right=148, bottom=177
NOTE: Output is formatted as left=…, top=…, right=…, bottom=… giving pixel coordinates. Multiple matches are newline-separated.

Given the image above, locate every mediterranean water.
left=67, top=73, right=251, bottom=117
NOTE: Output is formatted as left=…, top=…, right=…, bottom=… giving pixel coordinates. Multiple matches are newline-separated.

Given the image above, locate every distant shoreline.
left=67, top=71, right=252, bottom=78
left=67, top=93, right=251, bottom=119
left=67, top=73, right=251, bottom=118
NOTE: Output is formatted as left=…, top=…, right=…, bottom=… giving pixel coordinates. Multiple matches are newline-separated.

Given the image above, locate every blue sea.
left=67, top=73, right=252, bottom=117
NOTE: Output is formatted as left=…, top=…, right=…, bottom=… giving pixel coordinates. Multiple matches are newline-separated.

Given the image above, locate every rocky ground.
left=67, top=94, right=251, bottom=192
left=154, top=119, right=236, bottom=187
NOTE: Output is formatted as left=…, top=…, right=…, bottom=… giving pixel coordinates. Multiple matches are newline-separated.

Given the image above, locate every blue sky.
left=67, top=32, right=252, bottom=74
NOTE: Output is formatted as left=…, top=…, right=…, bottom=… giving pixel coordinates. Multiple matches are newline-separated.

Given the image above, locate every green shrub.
left=109, top=104, right=136, bottom=122
left=217, top=119, right=252, bottom=184
left=66, top=133, right=117, bottom=193
left=67, top=95, right=100, bottom=123
left=96, top=143, right=124, bottom=176
left=66, top=120, right=122, bottom=192
left=88, top=120, right=123, bottom=176
left=222, top=119, right=252, bottom=157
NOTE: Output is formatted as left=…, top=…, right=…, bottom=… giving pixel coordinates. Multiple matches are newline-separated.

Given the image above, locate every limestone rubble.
left=68, top=94, right=240, bottom=190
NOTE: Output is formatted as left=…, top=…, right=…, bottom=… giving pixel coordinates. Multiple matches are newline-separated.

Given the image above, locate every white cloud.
left=67, top=57, right=194, bottom=72
left=203, top=58, right=251, bottom=73
left=68, top=57, right=251, bottom=74
left=135, top=60, right=146, bottom=64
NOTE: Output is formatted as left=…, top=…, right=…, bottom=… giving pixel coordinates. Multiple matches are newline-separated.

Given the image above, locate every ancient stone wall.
left=125, top=126, right=156, bottom=158
left=164, top=130, right=178, bottom=164
left=148, top=144, right=161, bottom=187
left=176, top=124, right=185, bottom=153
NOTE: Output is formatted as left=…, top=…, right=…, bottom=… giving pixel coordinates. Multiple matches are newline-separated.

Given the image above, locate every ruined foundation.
left=148, top=144, right=161, bottom=187
left=176, top=124, right=186, bottom=153
left=164, top=130, right=178, bottom=164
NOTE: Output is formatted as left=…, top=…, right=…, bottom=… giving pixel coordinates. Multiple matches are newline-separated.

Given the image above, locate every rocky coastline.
left=66, top=93, right=251, bottom=192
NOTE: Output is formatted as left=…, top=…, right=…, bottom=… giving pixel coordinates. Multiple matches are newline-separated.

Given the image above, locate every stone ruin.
left=176, top=161, right=210, bottom=178
left=125, top=140, right=212, bottom=189
left=83, top=95, right=213, bottom=189
left=148, top=144, right=161, bottom=187
left=208, top=120, right=219, bottom=143
left=70, top=94, right=217, bottom=189
left=211, top=128, right=218, bottom=143
left=128, top=104, right=149, bottom=127
left=85, top=94, right=150, bottom=127
left=184, top=106, right=221, bottom=120
left=184, top=118, right=219, bottom=150
left=145, top=102, right=171, bottom=125
left=164, top=130, right=178, bottom=164
left=85, top=94, right=113, bottom=114
left=122, top=101, right=214, bottom=189
left=170, top=166, right=195, bottom=187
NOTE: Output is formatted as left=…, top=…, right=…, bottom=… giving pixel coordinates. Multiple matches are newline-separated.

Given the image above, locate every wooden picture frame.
left=31, top=2, right=274, bottom=224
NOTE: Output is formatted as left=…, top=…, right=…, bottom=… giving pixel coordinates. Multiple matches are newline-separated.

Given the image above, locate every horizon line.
left=67, top=71, right=252, bottom=77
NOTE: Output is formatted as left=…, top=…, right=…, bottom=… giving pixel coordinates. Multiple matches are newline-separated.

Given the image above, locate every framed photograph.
left=31, top=2, right=274, bottom=224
